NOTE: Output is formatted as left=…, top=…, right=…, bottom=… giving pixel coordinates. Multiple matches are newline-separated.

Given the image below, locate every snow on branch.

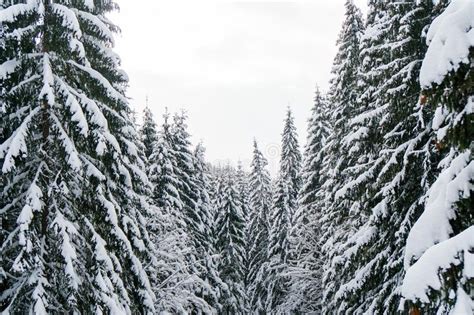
left=0, top=59, right=20, bottom=80
left=82, top=218, right=130, bottom=313
left=39, top=54, right=55, bottom=106
left=0, top=1, right=36, bottom=23
left=404, top=150, right=473, bottom=265
left=68, top=60, right=127, bottom=104
left=76, top=10, right=116, bottom=45
left=52, top=211, right=79, bottom=290
left=15, top=163, right=44, bottom=257
left=64, top=83, right=108, bottom=129
left=56, top=78, right=89, bottom=136
left=80, top=155, right=106, bottom=181
left=420, top=0, right=474, bottom=87
left=50, top=112, right=83, bottom=171
left=52, top=3, right=82, bottom=38
left=83, top=0, right=94, bottom=10
left=0, top=107, right=41, bottom=173
left=401, top=226, right=474, bottom=304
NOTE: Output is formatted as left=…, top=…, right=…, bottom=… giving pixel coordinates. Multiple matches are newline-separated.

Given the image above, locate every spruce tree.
left=235, top=160, right=251, bottom=309
left=324, top=1, right=440, bottom=313
left=264, top=108, right=302, bottom=313
left=148, top=111, right=183, bottom=216
left=285, top=87, right=331, bottom=313
left=171, top=112, right=202, bottom=242
left=214, top=168, right=247, bottom=314
left=0, top=1, right=155, bottom=312
left=276, top=108, right=302, bottom=224
left=402, top=0, right=474, bottom=312
left=149, top=136, right=211, bottom=313
left=323, top=4, right=390, bottom=284
left=194, top=143, right=214, bottom=244
left=171, top=112, right=225, bottom=311
left=246, top=140, right=273, bottom=313
left=147, top=112, right=222, bottom=312
left=140, top=106, right=159, bottom=161
left=145, top=113, right=200, bottom=312
left=317, top=0, right=365, bottom=309
left=193, top=142, right=227, bottom=309
left=236, top=161, right=250, bottom=226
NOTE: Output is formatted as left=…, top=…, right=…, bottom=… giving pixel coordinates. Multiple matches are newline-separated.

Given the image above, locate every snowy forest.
left=0, top=0, right=473, bottom=314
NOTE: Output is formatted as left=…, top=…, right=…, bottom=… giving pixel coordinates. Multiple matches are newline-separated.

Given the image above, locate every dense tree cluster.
left=285, top=0, right=473, bottom=314
left=0, top=0, right=471, bottom=314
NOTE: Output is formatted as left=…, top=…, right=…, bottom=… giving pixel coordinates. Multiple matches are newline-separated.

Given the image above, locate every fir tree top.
left=279, top=108, right=302, bottom=195
left=140, top=106, right=158, bottom=160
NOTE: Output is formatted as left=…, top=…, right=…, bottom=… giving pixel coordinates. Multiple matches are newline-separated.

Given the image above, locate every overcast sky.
left=112, top=0, right=368, bottom=174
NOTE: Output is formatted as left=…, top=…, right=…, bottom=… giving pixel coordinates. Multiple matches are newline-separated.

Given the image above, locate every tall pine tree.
left=193, top=142, right=227, bottom=310
left=140, top=106, right=158, bottom=161
left=402, top=0, right=474, bottom=313
left=0, top=1, right=155, bottom=312
left=264, top=108, right=302, bottom=313
left=285, top=87, right=331, bottom=313
left=170, top=112, right=225, bottom=311
left=246, top=140, right=273, bottom=313
left=325, top=1, right=439, bottom=313
left=235, top=160, right=251, bottom=310
left=318, top=0, right=365, bottom=309
left=147, top=111, right=225, bottom=312
left=146, top=110, right=211, bottom=313
left=214, top=168, right=247, bottom=314
left=148, top=111, right=183, bottom=216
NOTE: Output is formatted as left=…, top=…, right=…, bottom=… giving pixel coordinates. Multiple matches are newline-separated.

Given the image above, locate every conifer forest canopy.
left=0, top=0, right=473, bottom=314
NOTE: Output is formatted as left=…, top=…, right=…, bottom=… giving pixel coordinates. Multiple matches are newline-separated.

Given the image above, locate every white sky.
left=112, top=0, right=368, bottom=174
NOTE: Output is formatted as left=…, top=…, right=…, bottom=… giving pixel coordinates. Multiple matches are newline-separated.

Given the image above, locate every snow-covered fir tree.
left=0, top=1, right=155, bottom=312
left=170, top=112, right=225, bottom=311
left=194, top=143, right=215, bottom=244
left=213, top=168, right=247, bottom=314
left=317, top=0, right=365, bottom=309
left=323, top=6, right=390, bottom=300
left=264, top=108, right=302, bottom=313
left=284, top=87, right=331, bottom=313
left=235, top=161, right=251, bottom=308
left=146, top=110, right=213, bottom=313
left=236, top=161, right=250, bottom=226
left=402, top=0, right=474, bottom=313
left=323, top=1, right=441, bottom=313
left=274, top=108, right=302, bottom=226
left=1, top=0, right=472, bottom=314
left=171, top=112, right=202, bottom=241
left=140, top=106, right=159, bottom=161
left=193, top=142, right=227, bottom=310
left=246, top=140, right=273, bottom=313
left=148, top=111, right=182, bottom=216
